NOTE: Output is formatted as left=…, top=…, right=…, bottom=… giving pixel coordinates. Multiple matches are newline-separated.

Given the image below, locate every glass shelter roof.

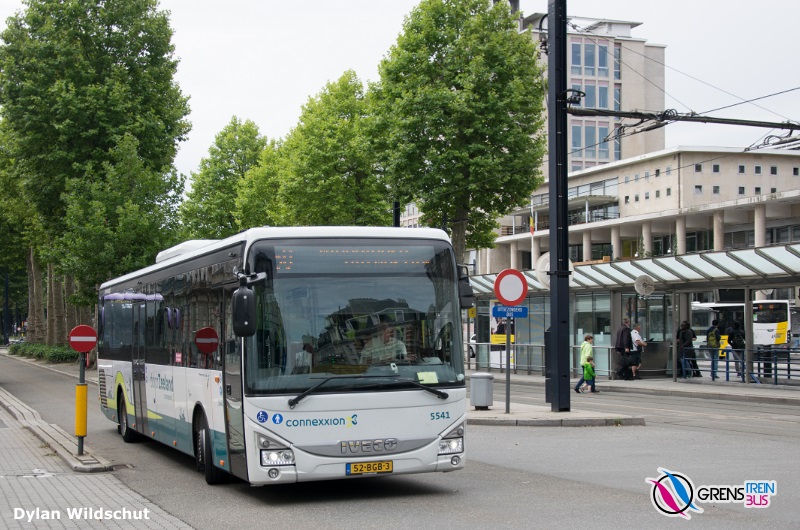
left=469, top=244, right=800, bottom=296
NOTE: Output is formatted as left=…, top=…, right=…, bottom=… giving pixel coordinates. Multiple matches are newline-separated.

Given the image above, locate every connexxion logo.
left=255, top=411, right=358, bottom=428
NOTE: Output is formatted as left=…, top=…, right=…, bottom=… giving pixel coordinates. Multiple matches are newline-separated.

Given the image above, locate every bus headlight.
left=438, top=438, right=463, bottom=455
left=261, top=450, right=295, bottom=466
left=256, top=433, right=295, bottom=466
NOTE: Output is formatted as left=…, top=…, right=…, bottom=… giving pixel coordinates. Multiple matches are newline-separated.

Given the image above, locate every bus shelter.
left=467, top=243, right=800, bottom=382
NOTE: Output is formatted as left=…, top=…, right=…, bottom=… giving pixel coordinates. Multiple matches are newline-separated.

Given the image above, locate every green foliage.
left=0, top=0, right=190, bottom=303
left=372, top=0, right=547, bottom=260
left=273, top=70, right=391, bottom=226
left=180, top=117, right=267, bottom=239
left=235, top=140, right=283, bottom=229
left=9, top=342, right=79, bottom=363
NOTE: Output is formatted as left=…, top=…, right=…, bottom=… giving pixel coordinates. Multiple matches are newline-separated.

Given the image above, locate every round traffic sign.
left=68, top=325, right=98, bottom=353
left=493, top=269, right=528, bottom=306
left=194, top=327, right=219, bottom=354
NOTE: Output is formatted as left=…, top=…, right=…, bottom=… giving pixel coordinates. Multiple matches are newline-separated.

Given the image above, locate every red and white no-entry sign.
left=68, top=325, right=98, bottom=353
left=493, top=269, right=528, bottom=306
left=194, top=327, right=219, bottom=354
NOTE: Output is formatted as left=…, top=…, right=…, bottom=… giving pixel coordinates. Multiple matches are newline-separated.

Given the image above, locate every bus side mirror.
left=232, top=285, right=256, bottom=337
left=458, top=264, right=474, bottom=309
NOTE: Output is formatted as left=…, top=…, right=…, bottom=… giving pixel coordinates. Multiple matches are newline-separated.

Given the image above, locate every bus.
left=691, top=300, right=800, bottom=352
left=97, top=226, right=474, bottom=485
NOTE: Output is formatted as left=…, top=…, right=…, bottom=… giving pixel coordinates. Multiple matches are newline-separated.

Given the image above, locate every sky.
left=0, top=0, right=798, bottom=179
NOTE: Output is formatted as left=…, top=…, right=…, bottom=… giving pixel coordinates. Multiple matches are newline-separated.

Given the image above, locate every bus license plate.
left=346, top=461, right=393, bottom=475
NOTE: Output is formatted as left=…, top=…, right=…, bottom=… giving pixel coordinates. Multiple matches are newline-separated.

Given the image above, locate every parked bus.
left=691, top=300, right=800, bottom=352
left=97, top=227, right=474, bottom=485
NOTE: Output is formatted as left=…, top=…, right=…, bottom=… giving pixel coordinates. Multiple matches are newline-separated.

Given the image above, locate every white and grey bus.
left=97, top=226, right=473, bottom=485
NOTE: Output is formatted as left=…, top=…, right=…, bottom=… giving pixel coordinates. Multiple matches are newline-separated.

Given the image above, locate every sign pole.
left=68, top=324, right=97, bottom=456
left=505, top=318, right=511, bottom=414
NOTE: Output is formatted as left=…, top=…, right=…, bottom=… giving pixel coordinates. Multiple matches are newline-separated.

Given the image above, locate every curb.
left=0, top=386, right=113, bottom=473
left=468, top=417, right=646, bottom=427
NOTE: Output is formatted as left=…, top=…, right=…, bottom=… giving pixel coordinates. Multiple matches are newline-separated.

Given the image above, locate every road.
left=1, top=354, right=797, bottom=529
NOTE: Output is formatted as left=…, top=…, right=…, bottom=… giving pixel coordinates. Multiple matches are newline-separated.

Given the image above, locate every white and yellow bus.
left=97, top=227, right=473, bottom=485
left=691, top=300, right=800, bottom=351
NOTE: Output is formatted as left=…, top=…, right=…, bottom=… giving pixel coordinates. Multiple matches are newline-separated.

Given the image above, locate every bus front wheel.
left=194, top=415, right=225, bottom=485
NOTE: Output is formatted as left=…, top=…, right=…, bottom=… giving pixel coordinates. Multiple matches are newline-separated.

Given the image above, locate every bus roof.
left=99, top=226, right=452, bottom=291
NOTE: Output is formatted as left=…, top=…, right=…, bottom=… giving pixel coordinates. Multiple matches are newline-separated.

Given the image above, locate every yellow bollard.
left=75, top=383, right=88, bottom=438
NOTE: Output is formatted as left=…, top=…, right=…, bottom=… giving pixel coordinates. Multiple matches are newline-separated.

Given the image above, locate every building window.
left=625, top=195, right=630, bottom=204
left=655, top=168, right=660, bottom=177
left=571, top=42, right=582, bottom=75
left=585, top=126, right=596, bottom=158
left=598, top=125, right=609, bottom=159
left=598, top=85, right=608, bottom=109
left=614, top=45, right=621, bottom=80
left=755, top=165, right=762, bottom=175
left=738, top=186, right=745, bottom=195
left=755, top=187, right=761, bottom=194
left=793, top=167, right=799, bottom=176
left=598, top=45, right=609, bottom=77
left=656, top=190, right=660, bottom=198
left=666, top=188, right=672, bottom=196
left=613, top=86, right=621, bottom=111
left=645, top=192, right=650, bottom=200
left=584, top=84, right=596, bottom=108
left=694, top=185, right=703, bottom=194
left=694, top=163, right=703, bottom=173
left=624, top=175, right=629, bottom=183
left=635, top=194, right=640, bottom=202
left=738, top=165, right=746, bottom=174
left=584, top=43, right=595, bottom=76
left=666, top=166, right=672, bottom=176
left=712, top=164, right=720, bottom=173
left=634, top=173, right=639, bottom=182
left=713, top=185, right=720, bottom=195
left=771, top=187, right=777, bottom=193
left=770, top=166, right=778, bottom=175
left=645, top=171, right=650, bottom=180
left=571, top=124, right=582, bottom=155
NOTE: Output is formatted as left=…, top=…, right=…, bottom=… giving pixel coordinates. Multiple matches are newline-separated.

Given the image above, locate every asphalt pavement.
left=1, top=347, right=799, bottom=528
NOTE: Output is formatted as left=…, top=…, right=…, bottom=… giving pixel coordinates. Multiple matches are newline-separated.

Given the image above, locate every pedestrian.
left=580, top=356, right=598, bottom=393
left=726, top=321, right=746, bottom=377
left=574, top=334, right=594, bottom=393
left=706, top=319, right=721, bottom=380
left=631, top=322, right=646, bottom=379
left=614, top=317, right=634, bottom=380
left=676, top=320, right=699, bottom=377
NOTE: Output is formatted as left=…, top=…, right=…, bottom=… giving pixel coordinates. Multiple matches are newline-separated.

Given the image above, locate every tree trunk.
left=64, top=275, right=79, bottom=332
left=450, top=208, right=469, bottom=265
left=26, top=248, right=46, bottom=344
left=46, top=263, right=55, bottom=346
left=51, top=267, right=66, bottom=346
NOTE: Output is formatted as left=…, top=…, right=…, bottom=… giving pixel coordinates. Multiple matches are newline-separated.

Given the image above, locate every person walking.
left=706, top=319, right=721, bottom=380
left=614, top=317, right=634, bottom=380
left=580, top=356, right=598, bottom=393
left=630, top=322, right=646, bottom=379
left=726, top=321, right=746, bottom=378
left=677, top=320, right=699, bottom=377
left=574, top=334, right=594, bottom=393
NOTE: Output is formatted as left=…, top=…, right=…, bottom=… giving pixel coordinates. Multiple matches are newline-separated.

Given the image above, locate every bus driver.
left=359, top=323, right=407, bottom=364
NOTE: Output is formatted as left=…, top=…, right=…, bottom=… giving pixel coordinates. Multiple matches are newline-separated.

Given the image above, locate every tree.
left=372, top=0, right=547, bottom=262
left=180, top=117, right=267, bottom=239
left=235, top=140, right=283, bottom=230
left=273, top=70, right=391, bottom=226
left=0, top=0, right=190, bottom=343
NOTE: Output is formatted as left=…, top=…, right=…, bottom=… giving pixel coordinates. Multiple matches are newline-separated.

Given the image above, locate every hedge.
left=8, top=342, right=80, bottom=363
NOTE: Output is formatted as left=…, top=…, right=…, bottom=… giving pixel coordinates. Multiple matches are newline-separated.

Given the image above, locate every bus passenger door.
left=132, top=301, right=148, bottom=435
left=224, top=287, right=248, bottom=480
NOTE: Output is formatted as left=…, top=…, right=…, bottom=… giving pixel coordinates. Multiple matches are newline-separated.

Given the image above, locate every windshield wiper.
left=288, top=376, right=357, bottom=409
left=378, top=378, right=450, bottom=400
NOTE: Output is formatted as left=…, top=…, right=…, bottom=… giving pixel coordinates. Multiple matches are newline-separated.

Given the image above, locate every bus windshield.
left=242, top=238, right=464, bottom=395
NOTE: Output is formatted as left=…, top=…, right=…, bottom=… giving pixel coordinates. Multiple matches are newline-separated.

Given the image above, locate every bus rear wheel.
left=117, top=392, right=137, bottom=443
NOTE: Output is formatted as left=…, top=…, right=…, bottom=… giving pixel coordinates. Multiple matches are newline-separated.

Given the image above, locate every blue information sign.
left=492, top=305, right=528, bottom=318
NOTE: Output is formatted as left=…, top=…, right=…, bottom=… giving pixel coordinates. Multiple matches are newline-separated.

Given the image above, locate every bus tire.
left=117, top=391, right=137, bottom=443
left=194, top=415, right=225, bottom=485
